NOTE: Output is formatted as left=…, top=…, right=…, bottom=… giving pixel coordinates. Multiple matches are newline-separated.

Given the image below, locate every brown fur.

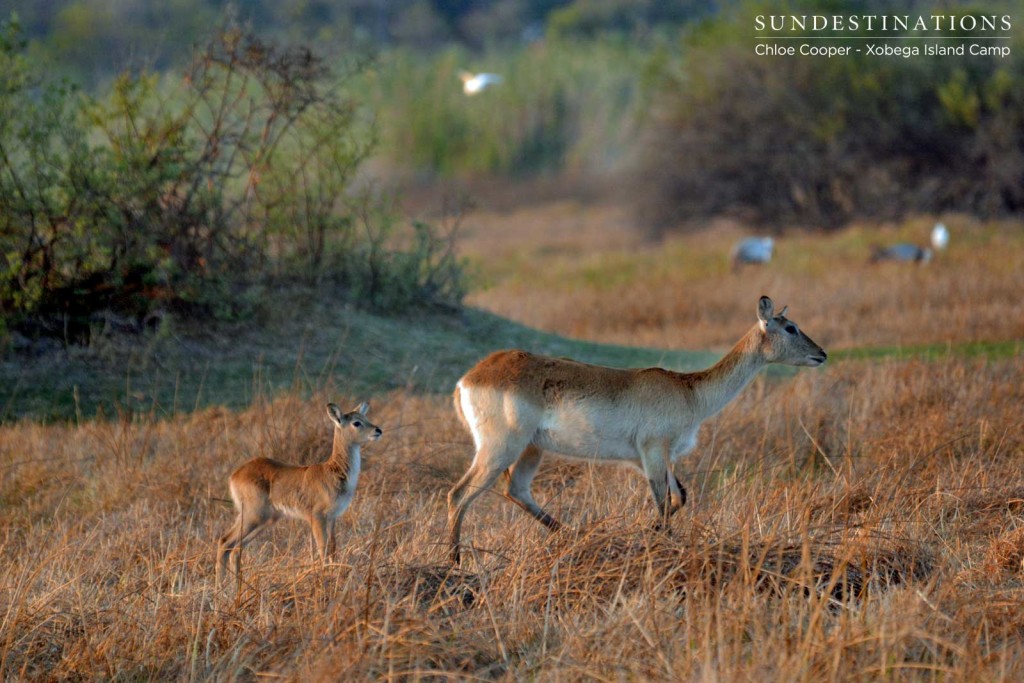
left=462, top=349, right=638, bottom=402
left=458, top=328, right=764, bottom=416
left=447, top=296, right=826, bottom=564
left=216, top=402, right=382, bottom=584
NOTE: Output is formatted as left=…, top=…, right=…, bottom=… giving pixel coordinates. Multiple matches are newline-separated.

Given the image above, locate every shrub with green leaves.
left=0, top=17, right=465, bottom=345
left=638, top=2, right=1024, bottom=231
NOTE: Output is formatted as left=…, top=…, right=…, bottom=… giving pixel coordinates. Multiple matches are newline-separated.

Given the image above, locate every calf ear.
left=354, top=401, right=370, bottom=415
left=326, top=403, right=345, bottom=425
left=757, top=296, right=774, bottom=323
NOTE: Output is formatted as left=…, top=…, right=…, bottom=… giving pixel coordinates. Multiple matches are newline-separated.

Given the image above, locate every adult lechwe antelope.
left=216, top=402, right=382, bottom=583
left=447, top=295, right=826, bottom=564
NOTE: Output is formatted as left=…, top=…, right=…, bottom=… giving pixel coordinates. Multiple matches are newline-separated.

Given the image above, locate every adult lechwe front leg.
left=640, top=440, right=685, bottom=525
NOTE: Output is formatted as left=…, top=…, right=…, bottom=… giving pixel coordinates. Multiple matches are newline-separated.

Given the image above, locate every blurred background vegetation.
left=1, top=0, right=1022, bottom=345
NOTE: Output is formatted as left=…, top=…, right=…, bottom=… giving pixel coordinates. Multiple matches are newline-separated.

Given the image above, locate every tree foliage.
left=638, top=3, right=1024, bottom=232
left=0, top=18, right=465, bottom=345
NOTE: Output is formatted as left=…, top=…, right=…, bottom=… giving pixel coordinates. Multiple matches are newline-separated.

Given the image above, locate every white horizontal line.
left=755, top=36, right=1012, bottom=39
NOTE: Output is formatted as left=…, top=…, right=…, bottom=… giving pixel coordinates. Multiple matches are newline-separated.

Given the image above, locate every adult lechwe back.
left=446, top=295, right=827, bottom=564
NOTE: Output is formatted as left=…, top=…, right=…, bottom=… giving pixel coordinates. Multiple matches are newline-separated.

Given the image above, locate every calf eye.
left=352, top=420, right=363, bottom=428
left=784, top=324, right=797, bottom=334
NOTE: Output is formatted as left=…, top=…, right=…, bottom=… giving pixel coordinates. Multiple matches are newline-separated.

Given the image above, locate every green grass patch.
left=831, top=339, right=1023, bottom=363
left=0, top=303, right=717, bottom=423
left=3, top=300, right=1017, bottom=423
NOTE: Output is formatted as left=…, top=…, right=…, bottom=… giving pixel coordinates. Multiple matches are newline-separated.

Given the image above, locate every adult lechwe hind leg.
left=447, top=433, right=534, bottom=565
left=502, top=444, right=561, bottom=531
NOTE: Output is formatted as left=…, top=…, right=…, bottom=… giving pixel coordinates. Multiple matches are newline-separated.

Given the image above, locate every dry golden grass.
left=3, top=200, right=1023, bottom=679
left=460, top=205, right=1024, bottom=350
left=2, top=353, right=1023, bottom=680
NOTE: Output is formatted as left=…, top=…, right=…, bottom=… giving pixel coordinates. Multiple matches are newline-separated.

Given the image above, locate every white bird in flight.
left=459, top=70, right=503, bottom=95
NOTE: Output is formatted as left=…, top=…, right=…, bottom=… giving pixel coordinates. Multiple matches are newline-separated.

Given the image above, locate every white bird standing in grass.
left=458, top=70, right=503, bottom=95
left=931, top=223, right=949, bottom=251
left=731, top=236, right=774, bottom=270
left=870, top=243, right=933, bottom=264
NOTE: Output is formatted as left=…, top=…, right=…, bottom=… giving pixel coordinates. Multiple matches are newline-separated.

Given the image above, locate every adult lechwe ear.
left=757, top=295, right=774, bottom=329
left=354, top=401, right=370, bottom=415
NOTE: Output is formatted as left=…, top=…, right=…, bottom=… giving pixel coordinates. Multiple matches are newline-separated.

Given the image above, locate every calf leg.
left=310, top=514, right=332, bottom=563
left=218, top=514, right=273, bottom=581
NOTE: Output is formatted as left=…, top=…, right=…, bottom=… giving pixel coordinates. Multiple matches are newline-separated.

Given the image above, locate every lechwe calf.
left=216, top=402, right=382, bottom=583
left=447, top=295, right=826, bottom=564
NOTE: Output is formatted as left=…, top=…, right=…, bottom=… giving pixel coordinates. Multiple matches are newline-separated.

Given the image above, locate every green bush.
left=638, top=2, right=1024, bottom=231
left=370, top=39, right=645, bottom=177
left=0, top=17, right=466, bottom=345
left=547, top=0, right=704, bottom=40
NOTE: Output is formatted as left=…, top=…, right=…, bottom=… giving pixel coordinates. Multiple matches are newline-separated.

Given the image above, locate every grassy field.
left=457, top=204, right=1024, bottom=350
left=2, top=200, right=1023, bottom=680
